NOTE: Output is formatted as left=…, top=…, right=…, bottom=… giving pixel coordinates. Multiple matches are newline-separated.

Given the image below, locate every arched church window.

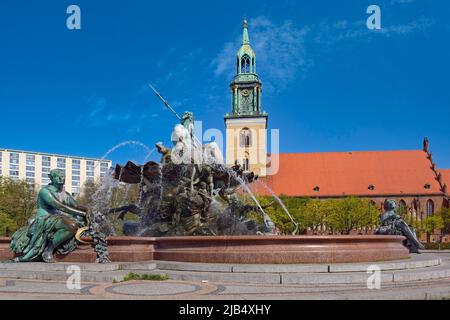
left=443, top=198, right=449, bottom=209
left=243, top=152, right=250, bottom=171
left=241, top=55, right=251, bottom=73
left=426, top=199, right=435, bottom=217
left=398, top=200, right=407, bottom=217
left=240, top=128, right=252, bottom=147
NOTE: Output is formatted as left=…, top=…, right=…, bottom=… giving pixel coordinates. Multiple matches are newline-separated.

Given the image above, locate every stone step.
left=145, top=262, right=450, bottom=285
left=153, top=254, right=440, bottom=274
left=0, top=262, right=157, bottom=272
left=0, top=269, right=131, bottom=283
left=0, top=262, right=122, bottom=272
left=0, top=258, right=448, bottom=285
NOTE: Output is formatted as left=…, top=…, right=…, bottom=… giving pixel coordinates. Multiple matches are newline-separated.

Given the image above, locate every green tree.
left=0, top=177, right=37, bottom=234
left=254, top=195, right=308, bottom=235
left=436, top=207, right=450, bottom=235
left=0, top=210, right=17, bottom=236
left=302, top=199, right=329, bottom=234
left=327, top=197, right=379, bottom=235
left=422, top=214, right=445, bottom=242
left=76, top=180, right=100, bottom=207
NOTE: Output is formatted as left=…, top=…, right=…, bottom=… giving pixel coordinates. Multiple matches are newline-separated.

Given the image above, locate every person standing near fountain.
left=9, top=169, right=90, bottom=262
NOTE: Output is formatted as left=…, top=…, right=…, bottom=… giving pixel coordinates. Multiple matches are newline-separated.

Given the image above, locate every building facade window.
left=41, top=156, right=51, bottom=185
left=86, top=160, right=95, bottom=179
left=426, top=199, right=435, bottom=217
left=100, top=162, right=109, bottom=171
left=72, top=187, right=80, bottom=195
left=72, top=159, right=81, bottom=170
left=42, top=156, right=51, bottom=168
left=57, top=158, right=66, bottom=169
left=9, top=153, right=19, bottom=166
left=240, top=128, right=252, bottom=147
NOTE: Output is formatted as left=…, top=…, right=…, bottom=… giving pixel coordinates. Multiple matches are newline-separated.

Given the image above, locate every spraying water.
left=97, top=140, right=153, bottom=168
left=257, top=179, right=299, bottom=235
left=143, top=148, right=156, bottom=163
left=222, top=166, right=275, bottom=233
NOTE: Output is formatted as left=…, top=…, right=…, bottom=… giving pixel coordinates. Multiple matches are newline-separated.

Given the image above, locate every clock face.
left=241, top=89, right=250, bottom=97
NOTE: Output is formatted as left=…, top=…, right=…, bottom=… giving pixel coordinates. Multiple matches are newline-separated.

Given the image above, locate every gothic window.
left=241, top=55, right=251, bottom=73
left=398, top=200, right=407, bottom=216
left=240, top=128, right=252, bottom=147
left=444, top=198, right=449, bottom=209
left=426, top=199, right=435, bottom=217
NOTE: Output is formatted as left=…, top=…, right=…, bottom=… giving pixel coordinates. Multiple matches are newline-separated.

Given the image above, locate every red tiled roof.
left=255, top=150, right=443, bottom=197
left=439, top=169, right=450, bottom=189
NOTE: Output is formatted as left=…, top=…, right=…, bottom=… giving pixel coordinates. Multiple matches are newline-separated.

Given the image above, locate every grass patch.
left=117, top=272, right=170, bottom=283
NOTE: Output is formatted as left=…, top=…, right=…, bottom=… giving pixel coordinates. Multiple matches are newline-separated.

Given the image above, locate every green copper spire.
left=242, top=18, right=250, bottom=45
left=225, top=19, right=267, bottom=118
left=236, top=18, right=256, bottom=75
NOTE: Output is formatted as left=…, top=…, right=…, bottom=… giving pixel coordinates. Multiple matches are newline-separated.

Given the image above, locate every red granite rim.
left=1, top=235, right=409, bottom=263
left=1, top=235, right=405, bottom=243
left=154, top=235, right=406, bottom=242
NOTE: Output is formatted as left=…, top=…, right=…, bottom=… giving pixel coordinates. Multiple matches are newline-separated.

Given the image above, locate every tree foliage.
left=436, top=207, right=450, bottom=235
left=422, top=214, right=445, bottom=234
left=0, top=177, right=37, bottom=236
left=254, top=195, right=380, bottom=235
left=327, top=197, right=380, bottom=234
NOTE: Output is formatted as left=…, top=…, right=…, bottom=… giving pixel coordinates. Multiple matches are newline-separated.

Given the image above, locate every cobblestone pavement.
left=1, top=253, right=449, bottom=300
left=1, top=277, right=450, bottom=300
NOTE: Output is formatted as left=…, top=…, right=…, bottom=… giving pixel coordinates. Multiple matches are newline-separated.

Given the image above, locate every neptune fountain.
left=110, top=110, right=276, bottom=237
left=0, top=88, right=422, bottom=264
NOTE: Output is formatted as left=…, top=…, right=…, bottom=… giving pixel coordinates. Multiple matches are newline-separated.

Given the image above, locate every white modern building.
left=0, top=148, right=112, bottom=196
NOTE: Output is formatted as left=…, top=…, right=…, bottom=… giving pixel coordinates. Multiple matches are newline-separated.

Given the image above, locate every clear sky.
left=0, top=0, right=449, bottom=167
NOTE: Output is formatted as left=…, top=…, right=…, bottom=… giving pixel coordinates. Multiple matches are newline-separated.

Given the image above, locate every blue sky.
left=0, top=0, right=449, bottom=167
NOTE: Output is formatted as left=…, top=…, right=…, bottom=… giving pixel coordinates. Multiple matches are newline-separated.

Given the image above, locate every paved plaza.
left=1, top=252, right=450, bottom=300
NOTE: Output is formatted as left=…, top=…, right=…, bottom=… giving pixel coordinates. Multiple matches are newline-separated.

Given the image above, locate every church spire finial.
left=242, top=18, right=250, bottom=45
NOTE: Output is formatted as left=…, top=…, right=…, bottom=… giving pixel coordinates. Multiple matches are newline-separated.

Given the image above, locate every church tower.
left=225, top=19, right=268, bottom=176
